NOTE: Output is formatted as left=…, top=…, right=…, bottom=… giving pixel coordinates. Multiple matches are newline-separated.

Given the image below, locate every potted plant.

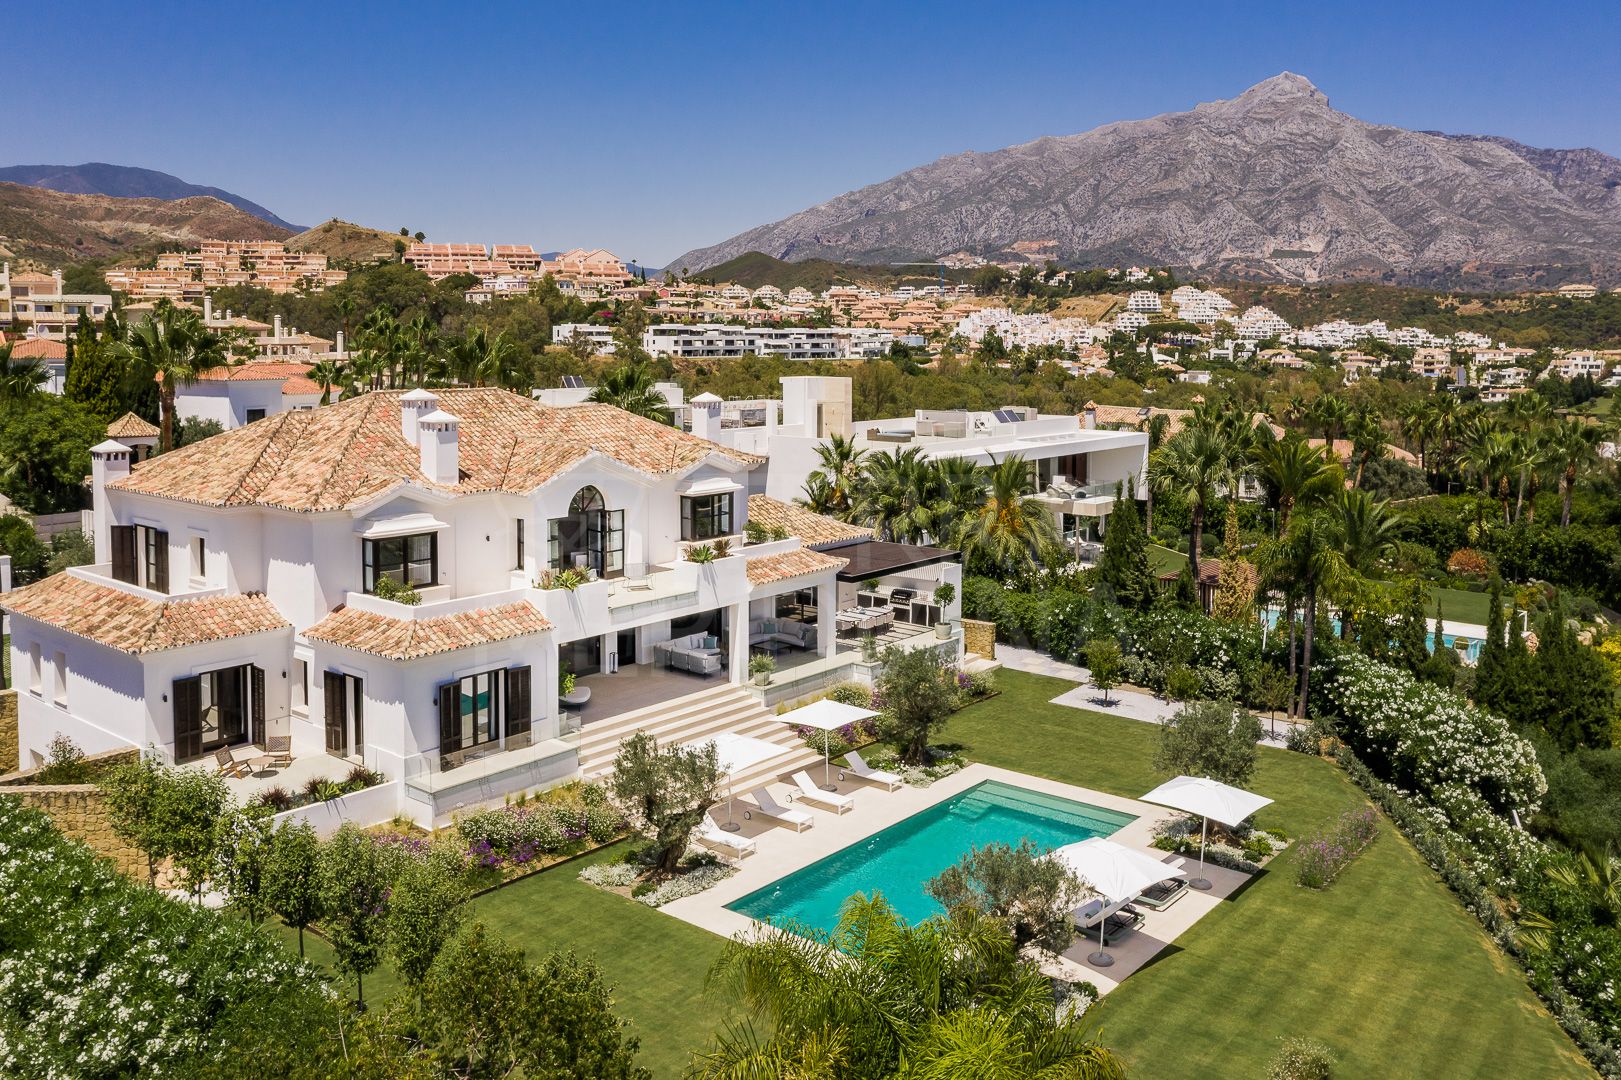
left=749, top=653, right=776, bottom=686
left=686, top=543, right=716, bottom=564
left=932, top=582, right=957, bottom=638
left=861, top=577, right=882, bottom=607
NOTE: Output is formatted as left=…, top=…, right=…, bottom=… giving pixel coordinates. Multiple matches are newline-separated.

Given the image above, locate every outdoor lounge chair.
left=695, top=819, right=757, bottom=860
left=743, top=787, right=814, bottom=832
left=839, top=750, right=902, bottom=791
left=213, top=746, right=251, bottom=778
left=1073, top=895, right=1133, bottom=931
left=1137, top=859, right=1189, bottom=910
left=264, top=736, right=293, bottom=770
left=791, top=771, right=854, bottom=813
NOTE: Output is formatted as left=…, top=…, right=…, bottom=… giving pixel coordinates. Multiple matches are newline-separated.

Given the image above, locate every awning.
left=356, top=512, right=450, bottom=539
left=678, top=476, right=744, bottom=497
left=834, top=540, right=959, bottom=582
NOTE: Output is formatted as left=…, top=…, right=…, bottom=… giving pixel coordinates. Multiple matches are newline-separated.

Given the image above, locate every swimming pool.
left=1261, top=608, right=1483, bottom=662
left=727, top=780, right=1136, bottom=935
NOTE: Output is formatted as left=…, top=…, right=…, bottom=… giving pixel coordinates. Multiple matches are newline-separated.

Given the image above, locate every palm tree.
left=0, top=344, right=49, bottom=404
left=797, top=473, right=839, bottom=515
left=587, top=362, right=672, bottom=423
left=307, top=358, right=345, bottom=406
left=116, top=300, right=232, bottom=452
left=1252, top=434, right=1338, bottom=534
left=1507, top=429, right=1546, bottom=524
left=1309, top=393, right=1350, bottom=442
left=1141, top=412, right=1172, bottom=536
left=958, top=456, right=1060, bottom=576
left=693, top=894, right=1123, bottom=1080
left=1333, top=488, right=1398, bottom=642
left=1544, top=417, right=1603, bottom=528
left=1346, top=409, right=1385, bottom=488
left=1150, top=426, right=1232, bottom=581
left=854, top=446, right=941, bottom=544
left=809, top=434, right=868, bottom=517
left=1460, top=424, right=1517, bottom=524
left=1261, top=512, right=1350, bottom=717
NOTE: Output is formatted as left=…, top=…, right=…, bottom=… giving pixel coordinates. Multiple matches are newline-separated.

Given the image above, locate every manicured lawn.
left=1425, top=585, right=1495, bottom=626
left=941, top=670, right=1594, bottom=1079
left=1148, top=544, right=1188, bottom=574
left=270, top=843, right=734, bottom=1078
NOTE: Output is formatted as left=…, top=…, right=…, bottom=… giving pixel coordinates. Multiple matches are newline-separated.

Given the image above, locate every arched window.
left=569, top=486, right=604, bottom=514
left=549, top=486, right=623, bottom=577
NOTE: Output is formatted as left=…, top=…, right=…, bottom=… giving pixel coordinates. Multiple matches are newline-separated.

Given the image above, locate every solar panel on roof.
left=993, top=408, right=1020, bottom=423
left=561, top=375, right=586, bottom=389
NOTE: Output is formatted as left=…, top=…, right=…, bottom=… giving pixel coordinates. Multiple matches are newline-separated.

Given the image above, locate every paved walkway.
left=996, top=645, right=1292, bottom=747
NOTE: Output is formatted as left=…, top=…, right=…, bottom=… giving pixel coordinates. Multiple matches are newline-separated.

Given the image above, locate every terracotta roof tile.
left=746, top=495, right=871, bottom=549
left=106, top=412, right=159, bottom=439
left=745, top=548, right=848, bottom=588
left=193, top=362, right=317, bottom=383
left=8, top=338, right=67, bottom=360
left=303, top=600, right=551, bottom=660
left=110, top=388, right=762, bottom=512
left=0, top=574, right=289, bottom=654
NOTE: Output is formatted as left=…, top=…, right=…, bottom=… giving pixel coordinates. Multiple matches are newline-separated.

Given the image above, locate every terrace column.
left=818, top=582, right=836, bottom=657
left=728, top=603, right=749, bottom=685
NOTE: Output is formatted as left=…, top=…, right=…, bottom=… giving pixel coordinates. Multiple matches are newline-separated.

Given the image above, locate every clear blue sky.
left=10, top=0, right=1619, bottom=265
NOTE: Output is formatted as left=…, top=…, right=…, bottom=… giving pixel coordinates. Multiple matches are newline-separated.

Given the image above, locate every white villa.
left=4, top=388, right=966, bottom=828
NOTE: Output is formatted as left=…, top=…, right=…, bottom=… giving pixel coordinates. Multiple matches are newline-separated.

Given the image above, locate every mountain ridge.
left=668, top=73, right=1621, bottom=289
left=0, top=182, right=291, bottom=262
left=0, top=162, right=303, bottom=232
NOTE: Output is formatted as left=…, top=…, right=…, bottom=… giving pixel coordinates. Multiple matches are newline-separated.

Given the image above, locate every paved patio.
left=661, top=762, right=1255, bottom=994
left=221, top=751, right=355, bottom=801
left=577, top=663, right=722, bottom=722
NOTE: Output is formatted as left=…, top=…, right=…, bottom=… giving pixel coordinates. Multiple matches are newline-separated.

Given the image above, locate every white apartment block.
left=552, top=323, right=895, bottom=361
left=1234, top=306, right=1290, bottom=341
left=1126, top=290, right=1163, bottom=314
left=4, top=389, right=942, bottom=830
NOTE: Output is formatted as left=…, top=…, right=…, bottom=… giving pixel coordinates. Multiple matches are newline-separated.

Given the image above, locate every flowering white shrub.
left=1317, top=653, right=1546, bottom=817
left=0, top=799, right=320, bottom=1076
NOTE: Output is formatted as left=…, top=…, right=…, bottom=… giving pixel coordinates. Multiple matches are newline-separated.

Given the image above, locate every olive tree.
left=927, top=839, right=1090, bottom=955
left=1153, top=699, right=1264, bottom=786
left=609, top=731, right=723, bottom=876
left=876, top=644, right=958, bottom=765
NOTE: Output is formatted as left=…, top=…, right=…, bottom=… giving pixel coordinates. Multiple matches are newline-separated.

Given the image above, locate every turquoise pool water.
left=727, top=780, right=1136, bottom=935
left=1261, top=608, right=1483, bottom=661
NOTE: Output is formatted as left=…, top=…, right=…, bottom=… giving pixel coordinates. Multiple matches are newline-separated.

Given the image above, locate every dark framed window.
left=438, top=669, right=504, bottom=754
left=681, top=493, right=733, bottom=541
left=514, top=518, right=525, bottom=570
left=245, top=408, right=267, bottom=423
left=363, top=532, right=437, bottom=593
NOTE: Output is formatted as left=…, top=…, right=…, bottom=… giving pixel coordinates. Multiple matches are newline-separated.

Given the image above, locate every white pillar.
left=728, top=603, right=749, bottom=684
left=818, top=581, right=836, bottom=657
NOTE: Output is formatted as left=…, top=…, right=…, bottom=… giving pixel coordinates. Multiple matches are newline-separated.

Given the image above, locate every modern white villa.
left=4, top=388, right=966, bottom=828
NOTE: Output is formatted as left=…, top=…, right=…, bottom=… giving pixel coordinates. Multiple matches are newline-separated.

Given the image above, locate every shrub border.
left=1335, top=746, right=1621, bottom=1078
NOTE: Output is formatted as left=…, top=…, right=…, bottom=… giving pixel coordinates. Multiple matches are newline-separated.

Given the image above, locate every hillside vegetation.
left=284, top=218, right=400, bottom=263
left=0, top=182, right=289, bottom=261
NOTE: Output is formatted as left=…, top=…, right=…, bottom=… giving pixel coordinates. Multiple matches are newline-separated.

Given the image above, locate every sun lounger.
left=1073, top=894, right=1134, bottom=931
left=1137, top=859, right=1189, bottom=910
left=840, top=750, right=902, bottom=791
left=695, top=819, right=757, bottom=859
left=744, top=787, right=814, bottom=832
left=792, top=771, right=854, bottom=813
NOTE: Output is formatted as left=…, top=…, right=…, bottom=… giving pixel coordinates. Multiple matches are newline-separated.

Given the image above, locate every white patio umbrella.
left=775, top=698, right=878, bottom=791
left=1139, top=775, right=1274, bottom=890
left=1052, top=837, right=1185, bottom=968
left=684, top=732, right=796, bottom=832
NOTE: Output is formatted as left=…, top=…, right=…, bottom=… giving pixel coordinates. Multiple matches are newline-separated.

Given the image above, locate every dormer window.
left=681, top=492, right=733, bottom=542
left=110, top=524, right=169, bottom=593
left=363, top=532, right=437, bottom=594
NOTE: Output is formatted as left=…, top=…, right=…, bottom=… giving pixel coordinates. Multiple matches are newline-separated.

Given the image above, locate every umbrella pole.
left=722, top=779, right=741, bottom=833
left=1190, top=815, right=1213, bottom=890
left=823, top=729, right=835, bottom=791
left=1089, top=908, right=1113, bottom=968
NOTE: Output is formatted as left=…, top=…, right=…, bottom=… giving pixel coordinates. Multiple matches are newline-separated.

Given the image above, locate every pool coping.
left=659, top=762, right=1176, bottom=947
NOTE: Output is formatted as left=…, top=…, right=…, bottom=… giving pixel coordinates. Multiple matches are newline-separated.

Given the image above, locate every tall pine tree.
left=1394, top=579, right=1429, bottom=674
left=1530, top=600, right=1615, bottom=750
left=1473, top=580, right=1509, bottom=711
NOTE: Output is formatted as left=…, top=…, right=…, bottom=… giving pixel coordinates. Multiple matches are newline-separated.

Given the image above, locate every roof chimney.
left=417, top=409, right=460, bottom=485
left=399, top=388, right=438, bottom=445
left=690, top=391, right=722, bottom=442
left=1082, top=401, right=1097, bottom=430
left=90, top=440, right=132, bottom=564
left=335, top=330, right=345, bottom=355
left=202, top=295, right=213, bottom=322
left=273, top=314, right=284, bottom=339
left=51, top=269, right=63, bottom=295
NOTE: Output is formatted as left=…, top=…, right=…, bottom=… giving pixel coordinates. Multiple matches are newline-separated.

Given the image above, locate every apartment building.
left=1126, top=290, right=1163, bottom=314
left=3, top=389, right=887, bottom=829
left=0, top=265, right=113, bottom=337
left=106, top=242, right=347, bottom=298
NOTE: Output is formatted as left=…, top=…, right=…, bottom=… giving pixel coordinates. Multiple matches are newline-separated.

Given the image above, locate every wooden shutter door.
left=438, top=682, right=461, bottom=754
left=173, top=676, right=202, bottom=760
left=506, top=666, right=531, bottom=738
left=250, top=666, right=265, bottom=746
left=323, top=671, right=345, bottom=755
left=111, top=526, right=136, bottom=584
left=151, top=531, right=170, bottom=594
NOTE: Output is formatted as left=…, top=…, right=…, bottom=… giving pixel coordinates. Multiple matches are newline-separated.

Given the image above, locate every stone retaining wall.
left=5, top=784, right=148, bottom=878
left=0, top=689, right=16, bottom=774
left=962, top=618, right=997, bottom=661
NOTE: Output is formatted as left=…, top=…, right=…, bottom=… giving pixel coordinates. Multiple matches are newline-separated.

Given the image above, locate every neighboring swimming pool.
left=726, top=780, right=1136, bottom=935
left=1261, top=608, right=1484, bottom=662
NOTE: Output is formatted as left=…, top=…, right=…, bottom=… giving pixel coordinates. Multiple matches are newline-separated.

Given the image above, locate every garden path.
left=996, top=646, right=1291, bottom=746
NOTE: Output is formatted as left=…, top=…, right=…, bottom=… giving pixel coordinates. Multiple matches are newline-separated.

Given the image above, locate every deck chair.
left=792, top=771, right=854, bottom=814
left=743, top=787, right=814, bottom=832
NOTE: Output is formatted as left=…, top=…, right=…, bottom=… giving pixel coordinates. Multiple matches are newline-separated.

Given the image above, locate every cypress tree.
left=1530, top=600, right=1614, bottom=750
left=1474, top=581, right=1508, bottom=710
left=1097, top=489, right=1154, bottom=610
left=1394, top=579, right=1429, bottom=674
